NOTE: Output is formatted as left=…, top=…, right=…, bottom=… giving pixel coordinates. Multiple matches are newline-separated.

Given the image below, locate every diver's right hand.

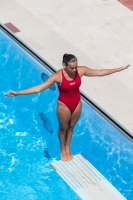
left=4, top=91, right=18, bottom=97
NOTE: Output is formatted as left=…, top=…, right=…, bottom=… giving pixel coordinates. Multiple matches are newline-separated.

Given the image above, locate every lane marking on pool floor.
left=50, top=154, right=126, bottom=200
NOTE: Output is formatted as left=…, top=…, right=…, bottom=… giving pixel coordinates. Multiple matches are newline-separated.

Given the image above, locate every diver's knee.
left=68, top=125, right=74, bottom=131
left=59, top=126, right=68, bottom=132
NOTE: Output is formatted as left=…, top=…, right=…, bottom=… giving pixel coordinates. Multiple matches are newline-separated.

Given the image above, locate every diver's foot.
left=60, top=149, right=68, bottom=162
left=65, top=148, right=74, bottom=161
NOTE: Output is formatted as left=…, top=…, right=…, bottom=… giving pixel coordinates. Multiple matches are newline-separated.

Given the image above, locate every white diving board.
left=50, top=154, right=126, bottom=200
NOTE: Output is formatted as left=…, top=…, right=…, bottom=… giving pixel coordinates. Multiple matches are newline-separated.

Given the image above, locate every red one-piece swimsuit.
left=58, top=69, right=81, bottom=112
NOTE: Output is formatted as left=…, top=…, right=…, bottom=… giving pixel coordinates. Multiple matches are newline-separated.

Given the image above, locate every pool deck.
left=0, top=0, right=133, bottom=134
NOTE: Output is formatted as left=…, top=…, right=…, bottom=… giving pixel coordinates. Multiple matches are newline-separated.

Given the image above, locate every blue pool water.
left=0, top=29, right=133, bottom=200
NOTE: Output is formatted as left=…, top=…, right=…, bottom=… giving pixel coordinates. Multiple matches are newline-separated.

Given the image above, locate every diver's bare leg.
left=65, top=101, right=82, bottom=161
left=57, top=101, right=71, bottom=161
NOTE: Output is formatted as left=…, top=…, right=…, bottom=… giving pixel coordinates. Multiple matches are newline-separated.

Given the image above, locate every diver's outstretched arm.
left=79, top=64, right=130, bottom=77
left=4, top=72, right=59, bottom=97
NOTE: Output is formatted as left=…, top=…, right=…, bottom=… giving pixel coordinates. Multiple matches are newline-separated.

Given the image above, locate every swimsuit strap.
left=61, top=69, right=65, bottom=79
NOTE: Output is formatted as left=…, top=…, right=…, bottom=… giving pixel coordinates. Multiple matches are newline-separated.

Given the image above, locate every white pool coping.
left=51, top=154, right=126, bottom=200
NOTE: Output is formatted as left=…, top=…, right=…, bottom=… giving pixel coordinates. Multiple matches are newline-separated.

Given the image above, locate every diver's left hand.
left=117, top=64, right=130, bottom=72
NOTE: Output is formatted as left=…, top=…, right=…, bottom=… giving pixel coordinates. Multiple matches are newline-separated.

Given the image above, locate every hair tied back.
left=62, top=53, right=77, bottom=66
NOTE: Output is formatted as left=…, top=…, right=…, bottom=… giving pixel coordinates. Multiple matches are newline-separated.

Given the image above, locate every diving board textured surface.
left=51, top=154, right=126, bottom=200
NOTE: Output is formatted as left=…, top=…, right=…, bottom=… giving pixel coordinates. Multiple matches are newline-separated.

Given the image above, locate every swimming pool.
left=0, top=25, right=133, bottom=200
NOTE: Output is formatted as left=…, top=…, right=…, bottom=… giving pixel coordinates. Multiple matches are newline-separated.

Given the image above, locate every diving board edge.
left=50, top=154, right=126, bottom=200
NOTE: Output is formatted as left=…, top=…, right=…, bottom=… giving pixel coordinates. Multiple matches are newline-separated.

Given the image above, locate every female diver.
left=4, top=54, right=130, bottom=161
